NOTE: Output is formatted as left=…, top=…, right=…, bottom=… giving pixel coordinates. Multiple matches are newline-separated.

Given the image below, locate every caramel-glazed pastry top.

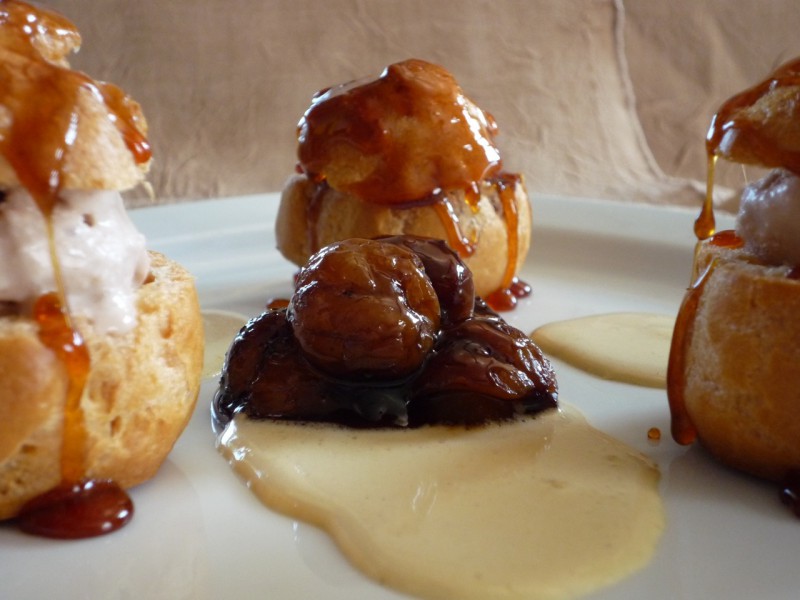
left=297, top=58, right=501, bottom=205
left=668, top=56, right=800, bottom=487
left=0, top=0, right=150, bottom=212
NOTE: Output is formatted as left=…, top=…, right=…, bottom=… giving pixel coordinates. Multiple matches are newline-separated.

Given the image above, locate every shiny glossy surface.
left=706, top=57, right=800, bottom=176
left=7, top=194, right=800, bottom=600
left=675, top=58, right=799, bottom=461
left=296, top=60, right=527, bottom=310
left=218, top=407, right=663, bottom=600
left=0, top=0, right=148, bottom=538
left=698, top=57, right=800, bottom=242
left=665, top=260, right=713, bottom=446
left=0, top=0, right=150, bottom=215
left=214, top=236, right=556, bottom=428
left=297, top=59, right=500, bottom=205
left=17, top=479, right=133, bottom=539
left=288, top=238, right=441, bottom=380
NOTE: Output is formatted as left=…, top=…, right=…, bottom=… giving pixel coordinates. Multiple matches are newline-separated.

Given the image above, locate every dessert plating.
left=276, top=59, right=533, bottom=310
left=214, top=236, right=665, bottom=600
left=215, top=235, right=557, bottom=428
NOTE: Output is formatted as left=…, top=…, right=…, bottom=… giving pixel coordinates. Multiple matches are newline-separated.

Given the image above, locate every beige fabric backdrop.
left=48, top=0, right=800, bottom=210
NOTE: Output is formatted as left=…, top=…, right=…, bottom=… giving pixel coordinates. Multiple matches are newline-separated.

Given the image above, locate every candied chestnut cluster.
left=213, top=236, right=557, bottom=428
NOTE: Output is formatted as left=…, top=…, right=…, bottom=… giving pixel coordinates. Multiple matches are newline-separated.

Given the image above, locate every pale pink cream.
left=0, top=187, right=150, bottom=333
left=736, top=168, right=800, bottom=266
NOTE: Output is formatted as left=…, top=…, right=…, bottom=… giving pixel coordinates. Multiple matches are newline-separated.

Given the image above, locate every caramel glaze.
left=296, top=59, right=529, bottom=311
left=666, top=255, right=714, bottom=446
left=669, top=56, right=800, bottom=517
left=0, top=0, right=149, bottom=538
left=695, top=58, right=800, bottom=243
left=214, top=236, right=557, bottom=430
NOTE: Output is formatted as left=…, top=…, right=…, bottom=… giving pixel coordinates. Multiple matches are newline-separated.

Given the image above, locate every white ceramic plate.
left=1, top=194, right=796, bottom=600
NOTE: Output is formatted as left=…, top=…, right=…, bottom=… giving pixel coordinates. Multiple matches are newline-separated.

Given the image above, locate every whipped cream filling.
left=0, top=187, right=150, bottom=333
left=736, top=168, right=800, bottom=267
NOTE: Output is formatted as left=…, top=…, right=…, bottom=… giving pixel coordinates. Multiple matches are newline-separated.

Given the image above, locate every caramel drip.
left=17, top=285, right=133, bottom=538
left=494, top=174, right=520, bottom=290
left=708, top=229, right=744, bottom=250
left=671, top=70, right=737, bottom=441
left=297, top=60, right=530, bottom=310
left=695, top=154, right=717, bottom=241
left=18, top=479, right=133, bottom=539
left=97, top=81, right=152, bottom=165
left=32, top=291, right=90, bottom=482
left=426, top=175, right=530, bottom=311
left=668, top=227, right=745, bottom=445
left=432, top=195, right=476, bottom=258
left=666, top=259, right=717, bottom=445
left=706, top=57, right=800, bottom=175
left=0, top=0, right=145, bottom=537
left=463, top=181, right=482, bottom=212
left=484, top=174, right=531, bottom=311
left=297, top=59, right=501, bottom=205
left=698, top=56, right=800, bottom=251
left=0, top=0, right=150, bottom=215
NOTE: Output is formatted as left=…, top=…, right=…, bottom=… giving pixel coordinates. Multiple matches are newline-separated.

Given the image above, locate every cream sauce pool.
left=217, top=405, right=664, bottom=600
left=531, top=313, right=674, bottom=389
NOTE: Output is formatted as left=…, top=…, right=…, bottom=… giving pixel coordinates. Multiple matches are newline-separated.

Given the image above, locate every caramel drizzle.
left=424, top=175, right=529, bottom=310
left=666, top=128, right=725, bottom=445
left=666, top=256, right=715, bottom=445
left=432, top=194, right=477, bottom=258
left=667, top=58, right=800, bottom=446
left=0, top=0, right=150, bottom=535
left=705, top=57, right=800, bottom=177
left=305, top=174, right=529, bottom=311
left=33, top=291, right=90, bottom=483
left=697, top=56, right=800, bottom=247
left=484, top=174, right=529, bottom=311
left=668, top=227, right=746, bottom=444
left=695, top=154, right=717, bottom=242
left=96, top=81, right=152, bottom=166
left=297, top=59, right=528, bottom=310
left=0, top=0, right=146, bottom=453
left=0, top=1, right=150, bottom=215
left=410, top=174, right=529, bottom=311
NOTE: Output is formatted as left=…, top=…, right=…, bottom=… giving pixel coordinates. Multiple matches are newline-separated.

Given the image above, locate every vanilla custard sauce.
left=531, top=313, right=673, bottom=388
left=217, top=405, right=664, bottom=600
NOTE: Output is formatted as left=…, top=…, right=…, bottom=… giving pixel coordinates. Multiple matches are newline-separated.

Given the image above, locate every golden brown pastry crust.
left=681, top=241, right=800, bottom=481
left=0, top=84, right=150, bottom=193
left=276, top=174, right=532, bottom=298
left=717, top=84, right=800, bottom=171
left=0, top=251, right=203, bottom=520
left=0, top=1, right=150, bottom=193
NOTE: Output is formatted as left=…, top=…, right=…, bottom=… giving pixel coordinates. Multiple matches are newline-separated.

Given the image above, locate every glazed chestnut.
left=288, top=238, right=441, bottom=379
left=213, top=309, right=321, bottom=424
left=213, top=309, right=409, bottom=427
left=378, top=235, right=475, bottom=325
left=214, top=236, right=558, bottom=429
left=407, top=300, right=558, bottom=425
